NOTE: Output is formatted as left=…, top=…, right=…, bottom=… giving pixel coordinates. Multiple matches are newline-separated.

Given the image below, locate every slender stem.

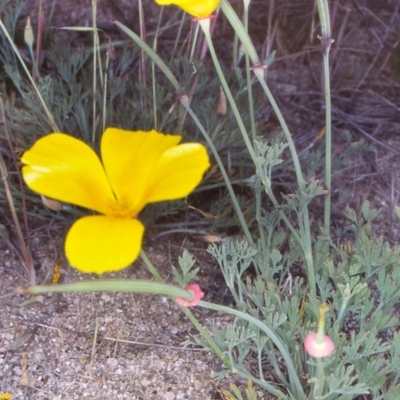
left=169, top=10, right=184, bottom=62
left=25, top=279, right=192, bottom=298
left=102, top=50, right=109, bottom=132
left=322, top=48, right=332, bottom=233
left=234, top=364, right=289, bottom=399
left=219, top=0, right=316, bottom=294
left=198, top=19, right=258, bottom=168
left=114, top=20, right=180, bottom=91
left=152, top=34, right=158, bottom=130
left=0, top=154, right=35, bottom=285
left=91, top=0, right=98, bottom=142
left=316, top=0, right=331, bottom=37
left=0, top=20, right=59, bottom=132
left=243, top=1, right=266, bottom=256
left=179, top=306, right=232, bottom=370
left=243, top=4, right=256, bottom=145
left=200, top=18, right=317, bottom=296
left=220, top=0, right=259, bottom=63
left=255, top=182, right=267, bottom=258
left=140, top=250, right=163, bottom=282
left=198, top=18, right=273, bottom=248
left=316, top=0, right=333, bottom=233
left=189, top=21, right=201, bottom=62
left=34, top=0, right=43, bottom=80
left=253, top=72, right=305, bottom=189
left=337, top=284, right=351, bottom=330
left=220, top=0, right=304, bottom=188
left=140, top=249, right=232, bottom=369
left=299, top=208, right=316, bottom=299
left=25, top=22, right=40, bottom=80
left=200, top=300, right=305, bottom=399
left=313, top=358, right=326, bottom=397
left=180, top=98, right=254, bottom=245
left=254, top=72, right=316, bottom=296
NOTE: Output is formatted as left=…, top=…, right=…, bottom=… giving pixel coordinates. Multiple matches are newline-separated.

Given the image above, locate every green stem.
left=217, top=4, right=316, bottom=295
left=316, top=0, right=331, bottom=37
left=180, top=98, right=254, bottom=245
left=140, top=250, right=164, bottom=282
left=25, top=279, right=193, bottom=298
left=189, top=21, right=201, bottom=62
left=91, top=0, right=98, bottom=142
left=298, top=207, right=316, bottom=299
left=252, top=72, right=305, bottom=189
left=313, top=358, right=326, bottom=397
left=152, top=34, right=158, bottom=130
left=200, top=300, right=305, bottom=399
left=179, top=306, right=232, bottom=370
left=220, top=0, right=304, bottom=188
left=0, top=154, right=35, bottom=285
left=234, top=364, right=288, bottom=399
left=242, top=0, right=266, bottom=256
left=316, top=0, right=333, bottom=233
left=140, top=249, right=232, bottom=369
left=243, top=5, right=256, bottom=145
left=198, top=18, right=258, bottom=172
left=0, top=20, right=59, bottom=132
left=322, top=46, right=332, bottom=233
left=27, top=43, right=41, bottom=80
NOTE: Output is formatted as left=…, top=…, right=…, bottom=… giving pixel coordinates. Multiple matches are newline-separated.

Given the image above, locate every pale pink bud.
left=304, top=333, right=335, bottom=358
left=175, top=284, right=204, bottom=307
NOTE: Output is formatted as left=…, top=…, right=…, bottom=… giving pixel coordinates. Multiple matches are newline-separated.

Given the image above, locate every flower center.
left=106, top=198, right=137, bottom=219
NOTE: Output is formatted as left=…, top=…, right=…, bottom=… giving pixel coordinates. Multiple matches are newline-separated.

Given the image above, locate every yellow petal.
left=155, top=0, right=220, bottom=17
left=145, top=143, right=210, bottom=203
left=21, top=133, right=115, bottom=214
left=101, top=128, right=181, bottom=214
left=65, top=215, right=145, bottom=274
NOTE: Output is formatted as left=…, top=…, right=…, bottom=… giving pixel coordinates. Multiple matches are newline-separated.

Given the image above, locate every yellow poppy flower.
left=155, top=0, right=220, bottom=18
left=21, top=128, right=210, bottom=274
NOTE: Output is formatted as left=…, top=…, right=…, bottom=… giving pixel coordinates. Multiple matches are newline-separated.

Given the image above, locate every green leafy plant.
left=1, top=0, right=399, bottom=398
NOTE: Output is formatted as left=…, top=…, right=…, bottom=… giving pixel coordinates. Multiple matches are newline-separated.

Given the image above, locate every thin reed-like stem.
left=91, top=0, right=99, bottom=142
left=139, top=249, right=232, bottom=370
left=316, top=0, right=333, bottom=233
left=219, top=1, right=316, bottom=298
left=200, top=300, right=305, bottom=399
left=198, top=19, right=314, bottom=292
left=0, top=155, right=35, bottom=285
left=0, top=20, right=59, bottom=131
left=242, top=0, right=267, bottom=256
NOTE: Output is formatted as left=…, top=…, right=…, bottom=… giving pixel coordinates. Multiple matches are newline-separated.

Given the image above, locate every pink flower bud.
left=175, top=284, right=204, bottom=307
left=304, top=333, right=335, bottom=358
